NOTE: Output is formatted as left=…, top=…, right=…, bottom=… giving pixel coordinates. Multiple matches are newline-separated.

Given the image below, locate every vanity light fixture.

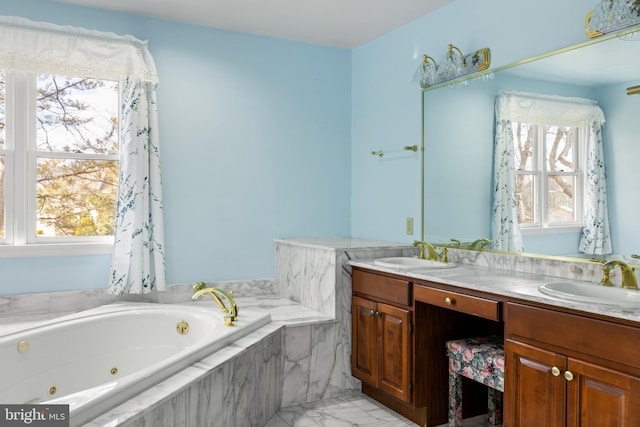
left=413, top=44, right=491, bottom=88
left=626, top=84, right=640, bottom=95
left=585, top=0, right=640, bottom=38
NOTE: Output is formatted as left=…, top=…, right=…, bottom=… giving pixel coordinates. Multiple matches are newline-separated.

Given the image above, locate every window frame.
left=514, top=121, right=585, bottom=236
left=0, top=70, right=118, bottom=257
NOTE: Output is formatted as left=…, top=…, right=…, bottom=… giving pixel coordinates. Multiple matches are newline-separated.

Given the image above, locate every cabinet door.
left=352, top=296, right=378, bottom=386
left=505, top=339, right=566, bottom=427
left=378, top=302, right=411, bottom=403
left=566, top=358, right=640, bottom=427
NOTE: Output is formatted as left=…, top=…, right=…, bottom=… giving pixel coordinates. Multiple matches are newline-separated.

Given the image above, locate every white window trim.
left=0, top=242, right=113, bottom=258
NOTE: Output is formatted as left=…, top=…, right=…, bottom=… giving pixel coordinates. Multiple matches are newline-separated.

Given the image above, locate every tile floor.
left=265, top=392, right=503, bottom=427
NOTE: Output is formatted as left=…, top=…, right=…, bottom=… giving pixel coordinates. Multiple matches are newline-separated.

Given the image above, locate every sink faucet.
left=413, top=240, right=438, bottom=260
left=600, top=261, right=638, bottom=290
left=468, top=238, right=491, bottom=249
left=192, top=282, right=239, bottom=325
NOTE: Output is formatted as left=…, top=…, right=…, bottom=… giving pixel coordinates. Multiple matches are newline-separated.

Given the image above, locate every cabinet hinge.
left=409, top=323, right=413, bottom=334
left=409, top=381, right=413, bottom=393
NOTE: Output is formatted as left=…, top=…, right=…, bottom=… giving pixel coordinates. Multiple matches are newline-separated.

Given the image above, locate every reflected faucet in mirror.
left=192, top=282, right=239, bottom=326
left=467, top=238, right=492, bottom=250
left=599, top=261, right=638, bottom=290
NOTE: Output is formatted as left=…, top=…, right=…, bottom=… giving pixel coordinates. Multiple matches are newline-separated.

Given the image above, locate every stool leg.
left=448, top=358, right=463, bottom=427
left=487, top=389, right=503, bottom=425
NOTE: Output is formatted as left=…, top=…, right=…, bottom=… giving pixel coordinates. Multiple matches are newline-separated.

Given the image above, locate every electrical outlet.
left=406, top=217, right=414, bottom=235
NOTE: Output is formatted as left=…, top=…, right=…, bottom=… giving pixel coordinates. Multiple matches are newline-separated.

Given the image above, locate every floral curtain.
left=108, top=78, right=166, bottom=294
left=491, top=95, right=524, bottom=252
left=491, top=91, right=611, bottom=254
left=578, top=121, right=612, bottom=255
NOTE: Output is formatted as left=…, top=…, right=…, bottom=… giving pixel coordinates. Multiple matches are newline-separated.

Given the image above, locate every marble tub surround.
left=349, top=259, right=640, bottom=322
left=0, top=283, right=336, bottom=426
left=275, top=238, right=417, bottom=405
left=85, top=321, right=284, bottom=427
left=0, top=278, right=276, bottom=323
left=231, top=295, right=334, bottom=326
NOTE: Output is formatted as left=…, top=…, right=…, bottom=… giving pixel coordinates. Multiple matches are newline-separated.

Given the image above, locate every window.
left=1, top=71, right=119, bottom=250
left=512, top=121, right=583, bottom=232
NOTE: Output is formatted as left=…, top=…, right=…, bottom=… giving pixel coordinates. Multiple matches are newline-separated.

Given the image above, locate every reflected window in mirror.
left=492, top=91, right=611, bottom=255
left=513, top=123, right=583, bottom=229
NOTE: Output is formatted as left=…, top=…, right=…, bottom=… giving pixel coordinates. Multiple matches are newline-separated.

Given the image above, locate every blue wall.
left=0, top=0, right=351, bottom=294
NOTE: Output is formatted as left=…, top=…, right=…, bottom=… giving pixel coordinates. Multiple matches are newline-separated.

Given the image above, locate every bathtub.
left=0, top=302, right=271, bottom=426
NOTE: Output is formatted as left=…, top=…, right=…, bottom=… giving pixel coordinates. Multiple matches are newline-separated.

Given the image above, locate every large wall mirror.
left=422, top=27, right=640, bottom=260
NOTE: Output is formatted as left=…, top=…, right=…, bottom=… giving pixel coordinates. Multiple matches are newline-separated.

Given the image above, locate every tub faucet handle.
left=192, top=282, right=239, bottom=326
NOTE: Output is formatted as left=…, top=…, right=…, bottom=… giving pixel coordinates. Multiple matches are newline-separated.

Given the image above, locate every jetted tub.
left=0, top=302, right=271, bottom=426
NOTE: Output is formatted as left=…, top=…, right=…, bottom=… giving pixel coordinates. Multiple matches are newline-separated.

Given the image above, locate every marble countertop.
left=349, top=259, right=640, bottom=324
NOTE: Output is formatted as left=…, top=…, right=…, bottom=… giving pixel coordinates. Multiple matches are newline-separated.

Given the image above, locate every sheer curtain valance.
left=497, top=90, right=605, bottom=127
left=0, top=15, right=158, bottom=84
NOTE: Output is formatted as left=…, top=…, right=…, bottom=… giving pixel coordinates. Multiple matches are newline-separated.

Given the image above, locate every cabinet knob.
left=564, top=371, right=574, bottom=381
left=369, top=310, right=375, bottom=316
left=551, top=367, right=560, bottom=376
left=445, top=297, right=453, bottom=305
left=374, top=311, right=380, bottom=317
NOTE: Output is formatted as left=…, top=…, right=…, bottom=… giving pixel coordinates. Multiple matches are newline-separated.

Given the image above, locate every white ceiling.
left=54, top=0, right=455, bottom=48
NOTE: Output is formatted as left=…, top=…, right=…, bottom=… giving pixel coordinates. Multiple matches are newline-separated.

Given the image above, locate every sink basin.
left=373, top=257, right=456, bottom=270
left=538, top=281, right=640, bottom=306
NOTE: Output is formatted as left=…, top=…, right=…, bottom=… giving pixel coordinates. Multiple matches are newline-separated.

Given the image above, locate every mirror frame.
left=418, top=24, right=640, bottom=264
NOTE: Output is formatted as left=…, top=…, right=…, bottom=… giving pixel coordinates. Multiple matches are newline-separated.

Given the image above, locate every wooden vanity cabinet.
left=505, top=302, right=640, bottom=427
left=352, top=295, right=411, bottom=402
left=351, top=268, right=419, bottom=421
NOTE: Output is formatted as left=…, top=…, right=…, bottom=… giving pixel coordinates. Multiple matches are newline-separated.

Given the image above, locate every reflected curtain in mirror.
left=579, top=120, right=612, bottom=255
left=491, top=91, right=611, bottom=254
left=492, top=94, right=524, bottom=252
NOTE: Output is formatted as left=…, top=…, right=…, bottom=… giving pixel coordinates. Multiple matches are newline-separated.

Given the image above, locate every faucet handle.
left=193, top=282, right=207, bottom=292
left=599, top=266, right=615, bottom=287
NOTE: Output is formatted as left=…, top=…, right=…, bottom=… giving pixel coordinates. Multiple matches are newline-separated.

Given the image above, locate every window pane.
left=513, top=122, right=534, bottom=171
left=516, top=174, right=535, bottom=224
left=0, top=71, right=4, bottom=149
left=36, top=75, right=118, bottom=154
left=545, top=126, right=575, bottom=172
left=36, top=158, right=118, bottom=237
left=548, top=175, right=576, bottom=223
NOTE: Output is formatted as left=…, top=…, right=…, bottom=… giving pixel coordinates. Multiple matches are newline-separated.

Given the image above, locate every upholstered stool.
left=446, top=336, right=505, bottom=427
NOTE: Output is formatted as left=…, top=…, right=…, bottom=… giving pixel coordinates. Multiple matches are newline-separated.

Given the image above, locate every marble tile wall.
left=275, top=239, right=417, bottom=406
left=448, top=248, right=620, bottom=285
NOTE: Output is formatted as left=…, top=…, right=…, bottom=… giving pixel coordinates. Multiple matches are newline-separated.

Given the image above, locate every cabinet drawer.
left=414, top=284, right=501, bottom=321
left=353, top=269, right=410, bottom=306
left=506, top=302, right=640, bottom=369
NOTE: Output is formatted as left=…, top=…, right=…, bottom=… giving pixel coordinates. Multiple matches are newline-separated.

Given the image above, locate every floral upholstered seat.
left=446, top=335, right=505, bottom=427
